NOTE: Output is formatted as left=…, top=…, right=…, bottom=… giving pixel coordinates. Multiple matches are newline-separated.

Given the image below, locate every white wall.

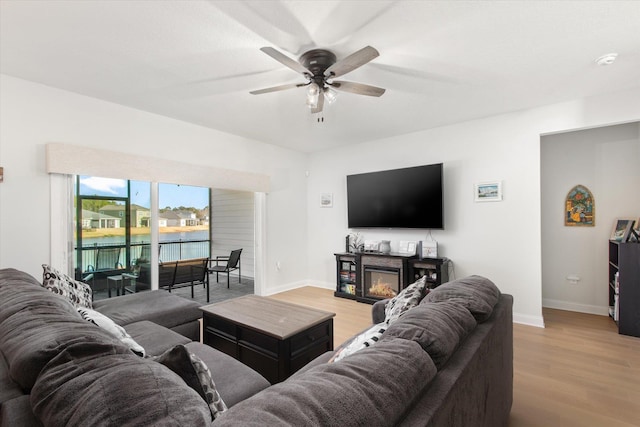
left=0, top=74, right=308, bottom=292
left=541, top=122, right=640, bottom=315
left=211, top=189, right=255, bottom=278
left=306, top=87, right=640, bottom=327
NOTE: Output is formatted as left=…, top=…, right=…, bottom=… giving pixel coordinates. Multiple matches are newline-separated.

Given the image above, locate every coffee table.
left=200, top=295, right=335, bottom=384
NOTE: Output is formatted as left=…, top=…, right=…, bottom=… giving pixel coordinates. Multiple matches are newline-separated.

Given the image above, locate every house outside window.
left=74, top=176, right=210, bottom=299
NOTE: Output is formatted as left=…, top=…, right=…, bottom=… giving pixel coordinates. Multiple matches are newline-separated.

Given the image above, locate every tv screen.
left=347, top=163, right=443, bottom=229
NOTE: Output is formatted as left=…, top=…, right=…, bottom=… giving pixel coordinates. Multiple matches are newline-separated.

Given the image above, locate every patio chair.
left=82, top=246, right=123, bottom=284
left=208, top=249, right=242, bottom=289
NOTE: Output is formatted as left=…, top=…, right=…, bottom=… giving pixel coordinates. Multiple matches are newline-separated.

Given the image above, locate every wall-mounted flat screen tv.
left=347, top=163, right=443, bottom=229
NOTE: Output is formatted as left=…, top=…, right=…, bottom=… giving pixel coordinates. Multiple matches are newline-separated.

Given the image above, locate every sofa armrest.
left=372, top=299, right=390, bottom=324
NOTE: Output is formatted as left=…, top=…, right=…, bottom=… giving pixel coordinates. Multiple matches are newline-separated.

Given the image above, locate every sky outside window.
left=79, top=177, right=208, bottom=209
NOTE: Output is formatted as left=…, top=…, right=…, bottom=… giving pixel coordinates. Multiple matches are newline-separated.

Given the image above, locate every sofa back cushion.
left=1, top=303, right=130, bottom=392
left=423, top=275, right=500, bottom=322
left=0, top=269, right=77, bottom=324
left=0, top=270, right=132, bottom=391
left=213, top=338, right=437, bottom=426
left=381, top=301, right=477, bottom=368
left=31, top=341, right=212, bottom=427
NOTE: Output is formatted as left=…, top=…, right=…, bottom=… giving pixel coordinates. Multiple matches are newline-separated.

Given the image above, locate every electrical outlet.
left=566, top=275, right=580, bottom=285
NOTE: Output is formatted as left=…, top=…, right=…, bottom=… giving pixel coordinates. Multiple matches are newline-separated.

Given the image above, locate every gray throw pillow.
left=154, top=344, right=227, bottom=420
left=423, top=275, right=500, bottom=322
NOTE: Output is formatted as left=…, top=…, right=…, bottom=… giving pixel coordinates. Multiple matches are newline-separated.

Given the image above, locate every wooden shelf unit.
left=608, top=240, right=640, bottom=337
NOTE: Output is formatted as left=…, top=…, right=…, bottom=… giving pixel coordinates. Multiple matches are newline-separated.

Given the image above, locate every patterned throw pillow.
left=384, top=275, right=428, bottom=324
left=154, top=345, right=227, bottom=420
left=330, top=323, right=388, bottom=363
left=330, top=276, right=429, bottom=363
left=42, top=264, right=93, bottom=309
left=77, top=307, right=146, bottom=357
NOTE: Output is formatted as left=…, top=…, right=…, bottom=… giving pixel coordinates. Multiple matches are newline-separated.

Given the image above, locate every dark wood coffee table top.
left=200, top=295, right=335, bottom=340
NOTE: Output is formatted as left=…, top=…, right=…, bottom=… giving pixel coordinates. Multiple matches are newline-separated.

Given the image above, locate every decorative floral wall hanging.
left=565, top=185, right=595, bottom=226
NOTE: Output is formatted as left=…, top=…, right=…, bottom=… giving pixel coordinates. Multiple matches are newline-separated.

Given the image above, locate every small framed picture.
left=398, top=240, right=417, bottom=255
left=610, top=218, right=635, bottom=242
left=474, top=181, right=502, bottom=202
left=320, top=193, right=333, bottom=208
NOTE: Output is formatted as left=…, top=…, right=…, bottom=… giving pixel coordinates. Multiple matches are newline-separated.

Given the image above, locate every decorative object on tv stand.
left=347, top=232, right=364, bottom=253
left=379, top=240, right=391, bottom=254
left=421, top=230, right=438, bottom=258
left=474, top=181, right=502, bottom=202
left=398, top=241, right=418, bottom=255
left=364, top=240, right=381, bottom=252
left=421, top=240, right=438, bottom=258
left=564, top=185, right=595, bottom=226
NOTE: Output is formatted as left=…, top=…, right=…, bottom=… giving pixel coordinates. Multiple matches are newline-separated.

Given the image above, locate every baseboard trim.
left=513, top=313, right=545, bottom=328
left=542, top=298, right=609, bottom=316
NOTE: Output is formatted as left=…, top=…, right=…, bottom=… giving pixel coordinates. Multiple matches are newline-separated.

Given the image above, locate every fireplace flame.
left=368, top=277, right=397, bottom=298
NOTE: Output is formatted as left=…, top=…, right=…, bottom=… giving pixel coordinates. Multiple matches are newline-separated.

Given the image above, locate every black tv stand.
left=334, top=252, right=451, bottom=304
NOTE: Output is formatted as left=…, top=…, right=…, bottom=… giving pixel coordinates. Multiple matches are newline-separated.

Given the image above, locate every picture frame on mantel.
left=610, top=218, right=635, bottom=242
left=474, top=181, right=502, bottom=202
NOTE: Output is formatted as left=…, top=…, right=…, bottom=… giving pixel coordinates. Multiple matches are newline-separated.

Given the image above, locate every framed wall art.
left=320, top=193, right=333, bottom=208
left=610, top=218, right=635, bottom=242
left=474, top=181, right=502, bottom=202
left=564, top=185, right=594, bottom=226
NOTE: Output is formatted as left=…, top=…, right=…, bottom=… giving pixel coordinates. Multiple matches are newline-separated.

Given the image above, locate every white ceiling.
left=1, top=1, right=639, bottom=153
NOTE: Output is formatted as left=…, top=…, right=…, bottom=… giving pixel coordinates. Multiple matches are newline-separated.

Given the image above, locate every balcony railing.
left=75, top=239, right=210, bottom=273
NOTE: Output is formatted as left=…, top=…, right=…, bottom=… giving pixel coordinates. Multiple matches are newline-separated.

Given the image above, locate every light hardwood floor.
left=269, top=287, right=640, bottom=427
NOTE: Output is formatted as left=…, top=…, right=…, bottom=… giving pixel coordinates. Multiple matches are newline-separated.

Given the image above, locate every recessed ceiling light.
left=595, top=53, right=618, bottom=66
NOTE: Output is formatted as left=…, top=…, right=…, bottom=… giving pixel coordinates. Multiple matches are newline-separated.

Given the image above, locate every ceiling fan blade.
left=331, top=81, right=386, bottom=97
left=212, top=1, right=314, bottom=55
left=324, top=46, right=380, bottom=78
left=311, top=89, right=325, bottom=114
left=250, top=82, right=307, bottom=95
left=260, top=47, right=311, bottom=75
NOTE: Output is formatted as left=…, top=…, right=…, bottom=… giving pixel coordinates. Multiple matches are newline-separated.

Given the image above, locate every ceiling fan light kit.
left=250, top=46, right=385, bottom=114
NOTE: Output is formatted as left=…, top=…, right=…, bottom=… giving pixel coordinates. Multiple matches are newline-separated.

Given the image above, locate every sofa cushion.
left=92, top=290, right=201, bottom=329
left=213, top=338, right=437, bottom=426
left=77, top=307, right=146, bottom=357
left=124, top=320, right=191, bottom=357
left=0, top=269, right=77, bottom=325
left=154, top=344, right=227, bottom=420
left=41, top=264, right=92, bottom=309
left=31, top=341, right=212, bottom=427
left=382, top=301, right=477, bottom=368
left=185, top=342, right=271, bottom=408
left=0, top=395, right=41, bottom=427
left=0, top=301, right=129, bottom=392
left=384, top=275, right=428, bottom=324
left=423, top=275, right=500, bottom=322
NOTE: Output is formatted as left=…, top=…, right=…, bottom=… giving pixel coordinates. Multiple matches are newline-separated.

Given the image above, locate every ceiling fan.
left=250, top=46, right=386, bottom=114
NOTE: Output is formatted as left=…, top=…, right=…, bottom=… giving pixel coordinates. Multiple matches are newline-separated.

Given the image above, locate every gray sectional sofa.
left=0, top=267, right=512, bottom=426
left=0, top=268, right=270, bottom=426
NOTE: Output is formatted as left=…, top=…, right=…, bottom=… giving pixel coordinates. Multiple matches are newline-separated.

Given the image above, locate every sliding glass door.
left=73, top=176, right=210, bottom=299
